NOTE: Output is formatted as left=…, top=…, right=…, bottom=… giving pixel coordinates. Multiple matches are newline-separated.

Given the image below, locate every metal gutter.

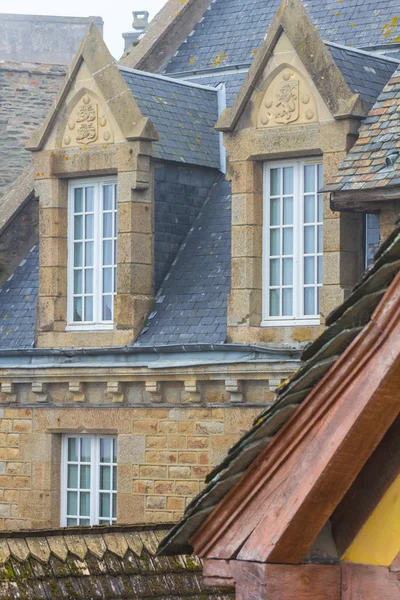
left=0, top=344, right=301, bottom=369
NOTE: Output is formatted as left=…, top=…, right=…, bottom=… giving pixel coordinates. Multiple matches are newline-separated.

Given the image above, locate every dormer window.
left=67, top=178, right=118, bottom=329
left=262, top=159, right=323, bottom=326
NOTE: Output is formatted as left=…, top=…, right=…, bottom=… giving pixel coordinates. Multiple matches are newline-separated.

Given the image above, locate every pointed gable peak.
left=27, top=22, right=158, bottom=151
left=217, top=0, right=366, bottom=132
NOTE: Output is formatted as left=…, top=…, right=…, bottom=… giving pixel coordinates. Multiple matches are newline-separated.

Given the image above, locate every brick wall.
left=0, top=62, right=65, bottom=197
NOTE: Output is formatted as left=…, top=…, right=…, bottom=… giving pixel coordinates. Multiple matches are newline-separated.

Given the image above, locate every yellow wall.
left=342, top=474, right=400, bottom=566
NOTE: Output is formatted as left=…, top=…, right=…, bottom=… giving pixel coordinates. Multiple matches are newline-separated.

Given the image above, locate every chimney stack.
left=122, top=11, right=149, bottom=51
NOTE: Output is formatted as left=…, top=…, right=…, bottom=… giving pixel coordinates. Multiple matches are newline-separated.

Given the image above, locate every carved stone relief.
left=63, top=93, right=114, bottom=147
left=257, top=67, right=318, bottom=128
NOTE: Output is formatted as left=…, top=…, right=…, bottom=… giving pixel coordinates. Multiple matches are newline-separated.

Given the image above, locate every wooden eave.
left=330, top=185, right=400, bottom=212
left=216, top=0, right=366, bottom=133
left=189, top=269, right=400, bottom=564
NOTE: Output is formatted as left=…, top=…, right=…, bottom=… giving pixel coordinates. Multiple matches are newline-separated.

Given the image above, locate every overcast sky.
left=1, top=0, right=167, bottom=58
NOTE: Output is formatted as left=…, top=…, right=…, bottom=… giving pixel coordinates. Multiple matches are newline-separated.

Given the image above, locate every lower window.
left=61, top=435, right=117, bottom=526
left=262, top=159, right=323, bottom=325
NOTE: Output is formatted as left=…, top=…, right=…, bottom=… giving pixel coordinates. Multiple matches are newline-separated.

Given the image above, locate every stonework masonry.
left=0, top=61, right=65, bottom=197
left=0, top=361, right=295, bottom=529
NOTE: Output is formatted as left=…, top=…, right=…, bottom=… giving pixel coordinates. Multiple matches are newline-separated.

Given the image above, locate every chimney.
left=122, top=11, right=149, bottom=51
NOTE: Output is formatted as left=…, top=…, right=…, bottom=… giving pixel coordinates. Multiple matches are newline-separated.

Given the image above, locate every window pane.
left=74, top=215, right=83, bottom=240
left=73, top=297, right=82, bottom=322
left=304, top=165, right=315, bottom=193
left=113, top=466, right=117, bottom=491
left=103, top=213, right=113, bottom=238
left=112, top=497, right=117, bottom=519
left=283, top=197, right=293, bottom=225
left=317, top=164, right=323, bottom=191
left=67, top=518, right=77, bottom=526
left=74, top=270, right=82, bottom=295
left=269, top=289, right=280, bottom=316
left=68, top=438, right=78, bottom=462
left=283, top=258, right=293, bottom=285
left=270, top=259, right=280, bottom=286
left=304, top=257, right=315, bottom=284
left=67, top=465, right=78, bottom=488
left=103, top=185, right=113, bottom=210
left=85, top=242, right=94, bottom=267
left=80, top=465, right=91, bottom=489
left=85, top=270, right=93, bottom=294
left=270, top=169, right=280, bottom=196
left=282, top=288, right=293, bottom=316
left=80, top=492, right=90, bottom=517
left=103, top=268, right=112, bottom=293
left=79, top=518, right=90, bottom=526
left=85, top=187, right=94, bottom=212
left=100, top=438, right=112, bottom=463
left=67, top=491, right=78, bottom=516
left=81, top=438, right=91, bottom=463
left=74, top=243, right=83, bottom=267
left=100, top=466, right=111, bottom=490
left=318, top=225, right=323, bottom=253
left=318, top=194, right=323, bottom=222
left=304, top=288, right=315, bottom=315
left=100, top=493, right=111, bottom=518
left=85, top=214, right=94, bottom=239
left=270, top=198, right=280, bottom=226
left=318, top=256, right=323, bottom=284
left=103, top=240, right=113, bottom=266
left=85, top=296, right=93, bottom=322
left=283, top=228, right=293, bottom=255
left=103, top=295, right=113, bottom=321
left=304, top=195, right=315, bottom=223
left=304, top=226, right=315, bottom=254
left=270, top=229, right=280, bottom=256
left=113, top=439, right=118, bottom=461
left=283, top=167, right=293, bottom=195
left=74, top=188, right=83, bottom=213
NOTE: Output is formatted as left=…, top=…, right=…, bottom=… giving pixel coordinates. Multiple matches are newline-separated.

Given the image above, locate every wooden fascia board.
left=190, top=270, right=400, bottom=563
left=330, top=186, right=400, bottom=211
left=203, top=560, right=399, bottom=599
left=216, top=0, right=364, bottom=132
left=331, top=414, right=400, bottom=556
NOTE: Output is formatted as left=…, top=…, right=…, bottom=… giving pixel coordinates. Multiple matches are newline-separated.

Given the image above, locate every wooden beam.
left=331, top=414, right=400, bottom=556
left=191, top=271, right=400, bottom=563
left=330, top=186, right=400, bottom=212
left=342, top=563, right=400, bottom=599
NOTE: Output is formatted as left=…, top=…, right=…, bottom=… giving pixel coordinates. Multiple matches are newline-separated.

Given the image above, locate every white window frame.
left=67, top=176, right=118, bottom=331
left=60, top=434, right=117, bottom=527
left=262, top=159, right=323, bottom=327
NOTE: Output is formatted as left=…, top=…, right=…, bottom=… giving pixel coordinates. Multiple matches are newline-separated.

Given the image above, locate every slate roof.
left=159, top=213, right=400, bottom=555
left=326, top=43, right=400, bottom=110
left=324, top=65, right=400, bottom=194
left=120, top=68, right=221, bottom=169
left=164, top=0, right=400, bottom=74
left=0, top=523, right=233, bottom=599
left=184, top=71, right=247, bottom=108
left=136, top=176, right=231, bottom=346
left=178, top=45, right=398, bottom=112
left=0, top=246, right=37, bottom=349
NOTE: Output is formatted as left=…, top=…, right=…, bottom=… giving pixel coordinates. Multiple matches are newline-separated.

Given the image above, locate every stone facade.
left=0, top=359, right=295, bottom=529
left=0, top=14, right=103, bottom=65
left=219, top=20, right=365, bottom=345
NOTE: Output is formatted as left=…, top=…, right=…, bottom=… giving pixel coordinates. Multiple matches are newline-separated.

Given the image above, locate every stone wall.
left=0, top=62, right=65, bottom=197
left=0, top=364, right=295, bottom=529
left=0, top=14, right=103, bottom=65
